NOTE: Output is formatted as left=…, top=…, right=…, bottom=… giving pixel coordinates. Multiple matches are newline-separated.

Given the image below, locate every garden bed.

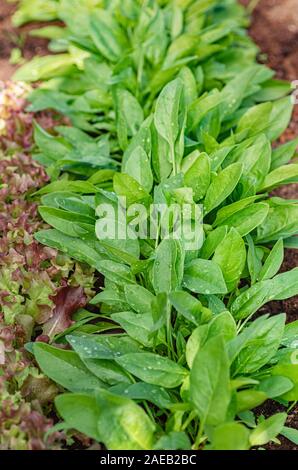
left=1, top=0, right=298, bottom=452
left=241, top=0, right=298, bottom=324
left=242, top=1, right=298, bottom=449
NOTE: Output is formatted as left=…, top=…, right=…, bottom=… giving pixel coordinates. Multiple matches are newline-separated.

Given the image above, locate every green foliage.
left=14, top=0, right=298, bottom=451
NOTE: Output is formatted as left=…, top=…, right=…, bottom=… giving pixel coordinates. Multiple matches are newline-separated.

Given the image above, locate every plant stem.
left=143, top=401, right=155, bottom=422
left=193, top=420, right=205, bottom=450
left=155, top=221, right=160, bottom=249
left=171, top=143, right=176, bottom=176
left=166, top=301, right=174, bottom=359
left=287, top=401, right=297, bottom=413
left=182, top=411, right=196, bottom=431
left=236, top=310, right=256, bottom=334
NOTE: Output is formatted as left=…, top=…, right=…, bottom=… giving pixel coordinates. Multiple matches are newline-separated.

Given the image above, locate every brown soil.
left=0, top=0, right=50, bottom=80
left=244, top=0, right=298, bottom=81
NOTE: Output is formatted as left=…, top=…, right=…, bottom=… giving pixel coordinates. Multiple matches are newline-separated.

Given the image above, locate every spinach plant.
left=14, top=0, right=298, bottom=451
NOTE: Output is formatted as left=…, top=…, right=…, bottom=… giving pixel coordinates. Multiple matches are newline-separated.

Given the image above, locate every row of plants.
left=0, top=80, right=99, bottom=449
left=5, top=0, right=298, bottom=449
